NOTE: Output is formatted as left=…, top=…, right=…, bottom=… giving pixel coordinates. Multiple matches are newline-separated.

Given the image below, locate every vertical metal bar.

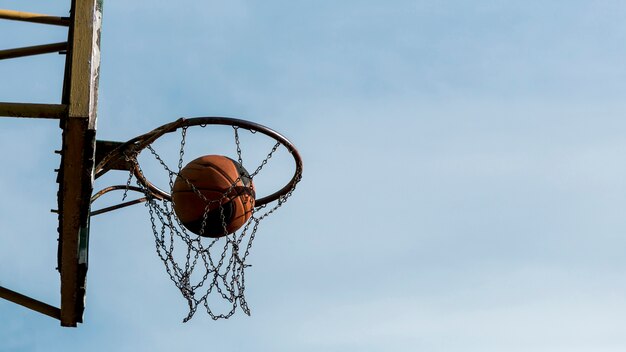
left=58, top=0, right=102, bottom=327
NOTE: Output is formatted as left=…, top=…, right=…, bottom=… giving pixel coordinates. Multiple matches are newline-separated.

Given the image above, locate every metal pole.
left=0, top=9, right=69, bottom=26
left=0, top=286, right=61, bottom=320
left=0, top=102, right=66, bottom=119
left=0, top=42, right=67, bottom=60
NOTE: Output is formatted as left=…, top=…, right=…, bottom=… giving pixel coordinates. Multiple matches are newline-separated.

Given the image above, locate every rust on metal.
left=95, top=140, right=132, bottom=171
left=0, top=9, right=69, bottom=26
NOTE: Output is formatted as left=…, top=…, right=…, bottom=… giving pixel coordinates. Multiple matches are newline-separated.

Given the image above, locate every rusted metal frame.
left=0, top=42, right=67, bottom=60
left=94, top=140, right=132, bottom=171
left=58, top=121, right=94, bottom=327
left=91, top=186, right=144, bottom=203
left=95, top=117, right=304, bottom=207
left=0, top=9, right=69, bottom=26
left=89, top=140, right=158, bottom=216
left=91, top=196, right=150, bottom=216
left=0, top=102, right=67, bottom=118
left=0, top=286, right=61, bottom=321
left=57, top=0, right=102, bottom=328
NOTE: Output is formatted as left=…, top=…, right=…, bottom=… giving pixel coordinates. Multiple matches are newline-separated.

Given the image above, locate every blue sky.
left=2, top=1, right=626, bottom=351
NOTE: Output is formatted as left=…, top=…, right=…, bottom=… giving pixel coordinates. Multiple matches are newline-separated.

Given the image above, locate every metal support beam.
left=0, top=102, right=66, bottom=118
left=0, top=9, right=69, bottom=26
left=95, top=140, right=129, bottom=170
left=0, top=42, right=67, bottom=60
left=0, top=286, right=61, bottom=321
left=58, top=0, right=102, bottom=327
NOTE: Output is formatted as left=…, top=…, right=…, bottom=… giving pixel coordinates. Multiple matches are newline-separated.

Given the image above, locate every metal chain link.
left=233, top=126, right=243, bottom=165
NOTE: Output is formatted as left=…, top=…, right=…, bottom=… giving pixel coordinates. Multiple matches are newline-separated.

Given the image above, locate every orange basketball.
left=171, top=155, right=255, bottom=238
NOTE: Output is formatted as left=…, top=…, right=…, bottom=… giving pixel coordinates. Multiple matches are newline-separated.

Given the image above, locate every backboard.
left=0, top=0, right=101, bottom=327
left=56, top=0, right=102, bottom=327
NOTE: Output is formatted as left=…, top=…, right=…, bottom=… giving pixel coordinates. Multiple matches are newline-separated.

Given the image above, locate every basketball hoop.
left=91, top=117, right=303, bottom=321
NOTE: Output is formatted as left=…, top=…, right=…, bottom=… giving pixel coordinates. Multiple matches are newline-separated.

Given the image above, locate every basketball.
left=171, top=155, right=255, bottom=238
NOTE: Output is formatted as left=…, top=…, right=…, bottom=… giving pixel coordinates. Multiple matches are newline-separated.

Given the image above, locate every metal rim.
left=95, top=117, right=303, bottom=208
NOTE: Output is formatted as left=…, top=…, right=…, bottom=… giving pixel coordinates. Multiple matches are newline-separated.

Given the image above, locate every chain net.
left=121, top=125, right=301, bottom=322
